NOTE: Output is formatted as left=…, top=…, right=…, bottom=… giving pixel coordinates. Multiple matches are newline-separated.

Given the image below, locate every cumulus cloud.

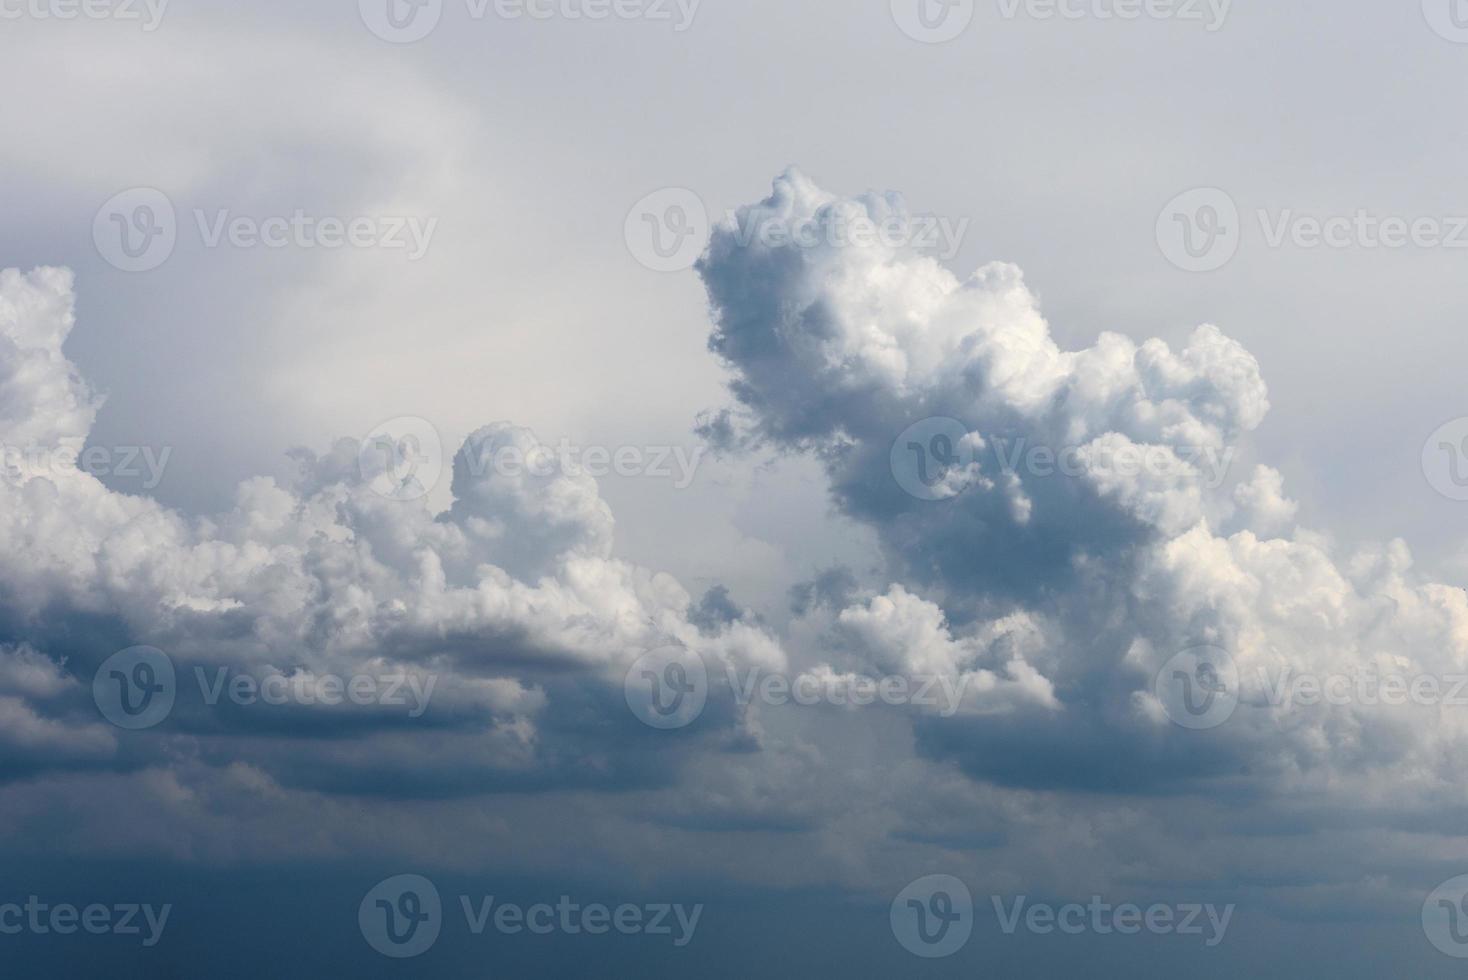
left=698, top=169, right=1468, bottom=805
left=0, top=266, right=784, bottom=801
left=833, top=584, right=1058, bottom=713
left=2, top=171, right=1465, bottom=919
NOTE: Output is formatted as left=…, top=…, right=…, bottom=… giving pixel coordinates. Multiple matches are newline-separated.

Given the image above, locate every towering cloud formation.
left=699, top=170, right=1468, bottom=796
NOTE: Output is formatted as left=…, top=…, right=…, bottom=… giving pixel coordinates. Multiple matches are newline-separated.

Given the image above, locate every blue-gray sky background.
left=2, top=0, right=1468, bottom=975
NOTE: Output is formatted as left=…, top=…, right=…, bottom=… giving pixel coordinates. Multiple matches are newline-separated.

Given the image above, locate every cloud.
left=2, top=172, right=1466, bottom=925
left=697, top=168, right=1468, bottom=806
left=0, top=266, right=785, bottom=802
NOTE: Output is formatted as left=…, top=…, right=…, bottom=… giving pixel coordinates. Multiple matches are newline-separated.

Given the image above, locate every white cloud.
left=0, top=266, right=786, bottom=796
left=698, top=169, right=1468, bottom=803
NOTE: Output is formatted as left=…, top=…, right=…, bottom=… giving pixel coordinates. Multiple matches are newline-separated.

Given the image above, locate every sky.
left=3, top=0, right=1468, bottom=975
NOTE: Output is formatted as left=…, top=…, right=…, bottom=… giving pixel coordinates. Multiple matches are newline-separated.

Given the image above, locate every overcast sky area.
left=3, top=0, right=1468, bottom=975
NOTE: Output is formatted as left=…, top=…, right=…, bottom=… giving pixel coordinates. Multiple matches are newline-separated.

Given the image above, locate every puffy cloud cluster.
left=0, top=266, right=783, bottom=799
left=699, top=169, right=1468, bottom=800
left=832, top=584, right=1059, bottom=714
left=700, top=173, right=1276, bottom=614
left=3, top=169, right=1466, bottom=909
